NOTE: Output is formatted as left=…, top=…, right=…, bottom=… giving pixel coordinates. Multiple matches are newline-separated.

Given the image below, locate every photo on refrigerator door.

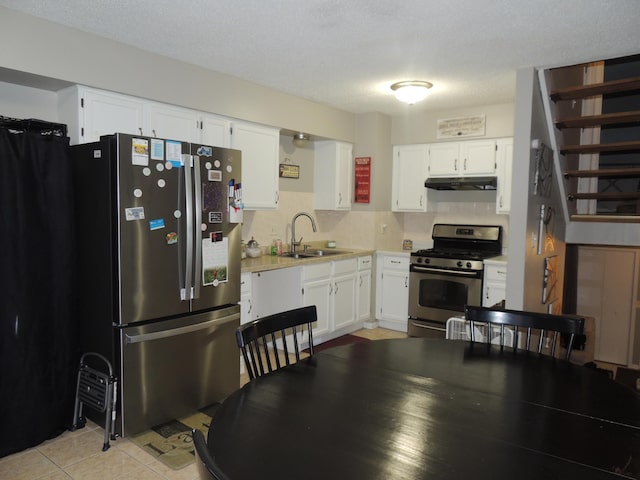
left=202, top=236, right=229, bottom=285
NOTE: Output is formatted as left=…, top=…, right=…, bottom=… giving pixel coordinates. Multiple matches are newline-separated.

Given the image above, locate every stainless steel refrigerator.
left=71, top=133, right=242, bottom=436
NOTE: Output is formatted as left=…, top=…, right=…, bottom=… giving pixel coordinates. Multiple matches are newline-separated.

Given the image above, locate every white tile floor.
left=0, top=328, right=407, bottom=479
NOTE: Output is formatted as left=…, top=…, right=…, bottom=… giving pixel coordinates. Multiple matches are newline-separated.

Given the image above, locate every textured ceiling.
left=1, top=0, right=639, bottom=116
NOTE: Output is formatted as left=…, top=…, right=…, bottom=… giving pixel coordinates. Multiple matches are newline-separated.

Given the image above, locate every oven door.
left=408, top=265, right=482, bottom=325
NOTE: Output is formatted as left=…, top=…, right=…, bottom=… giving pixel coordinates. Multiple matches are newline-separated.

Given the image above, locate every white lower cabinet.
left=332, top=259, right=358, bottom=331
left=240, top=272, right=254, bottom=325
left=251, top=267, right=302, bottom=319
left=482, top=260, right=507, bottom=307
left=301, top=257, right=365, bottom=343
left=356, top=256, right=373, bottom=323
left=375, top=253, right=409, bottom=332
left=301, top=262, right=333, bottom=339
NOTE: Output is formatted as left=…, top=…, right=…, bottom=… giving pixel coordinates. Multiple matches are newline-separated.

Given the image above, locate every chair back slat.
left=464, top=305, right=585, bottom=361
left=236, top=306, right=317, bottom=380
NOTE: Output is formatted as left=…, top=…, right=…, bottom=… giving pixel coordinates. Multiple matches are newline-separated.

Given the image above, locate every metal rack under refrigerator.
left=71, top=133, right=243, bottom=437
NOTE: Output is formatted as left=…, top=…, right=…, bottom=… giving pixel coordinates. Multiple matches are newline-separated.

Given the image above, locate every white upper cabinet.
left=427, top=142, right=459, bottom=176
left=427, top=139, right=497, bottom=177
left=146, top=102, right=201, bottom=143
left=58, top=86, right=145, bottom=144
left=392, top=144, right=428, bottom=212
left=314, top=140, right=353, bottom=210
left=496, top=138, right=513, bottom=214
left=201, top=114, right=232, bottom=148
left=230, top=121, right=280, bottom=210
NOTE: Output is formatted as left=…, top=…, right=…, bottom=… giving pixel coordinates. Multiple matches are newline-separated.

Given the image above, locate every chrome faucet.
left=291, top=212, right=317, bottom=253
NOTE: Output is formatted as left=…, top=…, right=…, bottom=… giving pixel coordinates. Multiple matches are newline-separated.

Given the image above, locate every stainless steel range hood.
left=424, top=176, right=497, bottom=191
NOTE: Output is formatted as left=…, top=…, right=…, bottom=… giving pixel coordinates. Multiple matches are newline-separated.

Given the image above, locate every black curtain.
left=0, top=121, right=77, bottom=457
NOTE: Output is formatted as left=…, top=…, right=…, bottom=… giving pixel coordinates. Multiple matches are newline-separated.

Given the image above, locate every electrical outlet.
left=380, top=224, right=388, bottom=234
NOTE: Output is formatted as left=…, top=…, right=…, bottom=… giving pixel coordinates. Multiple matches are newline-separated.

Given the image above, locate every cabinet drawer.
left=303, top=262, right=332, bottom=281
left=383, top=256, right=409, bottom=270
left=333, top=258, right=357, bottom=276
left=358, top=255, right=372, bottom=270
left=484, top=263, right=507, bottom=281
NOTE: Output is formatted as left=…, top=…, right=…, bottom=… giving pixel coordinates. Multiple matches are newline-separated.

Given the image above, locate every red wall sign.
left=354, top=157, right=371, bottom=203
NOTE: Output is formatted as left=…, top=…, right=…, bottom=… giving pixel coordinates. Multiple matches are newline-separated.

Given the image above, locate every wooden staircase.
left=547, top=56, right=640, bottom=221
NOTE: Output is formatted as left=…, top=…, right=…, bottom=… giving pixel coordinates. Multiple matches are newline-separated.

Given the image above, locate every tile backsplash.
left=241, top=191, right=509, bottom=253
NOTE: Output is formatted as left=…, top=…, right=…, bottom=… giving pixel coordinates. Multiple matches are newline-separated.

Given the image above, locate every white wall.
left=0, top=6, right=355, bottom=143
left=391, top=103, right=515, bottom=145
left=0, top=81, right=59, bottom=120
left=508, top=67, right=567, bottom=313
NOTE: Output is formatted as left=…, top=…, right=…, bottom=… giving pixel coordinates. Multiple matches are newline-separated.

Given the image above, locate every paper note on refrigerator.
left=202, top=236, right=228, bottom=286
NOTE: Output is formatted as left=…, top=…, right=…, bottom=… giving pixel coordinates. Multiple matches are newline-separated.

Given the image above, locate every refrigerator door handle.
left=124, top=312, right=240, bottom=344
left=193, top=155, right=202, bottom=299
left=183, top=153, right=194, bottom=300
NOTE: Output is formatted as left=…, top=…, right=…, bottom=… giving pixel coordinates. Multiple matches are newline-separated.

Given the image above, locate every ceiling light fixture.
left=390, top=81, right=433, bottom=104
left=292, top=132, right=310, bottom=148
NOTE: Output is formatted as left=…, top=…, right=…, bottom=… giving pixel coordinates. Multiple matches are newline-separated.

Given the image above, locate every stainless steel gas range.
left=408, top=224, right=503, bottom=338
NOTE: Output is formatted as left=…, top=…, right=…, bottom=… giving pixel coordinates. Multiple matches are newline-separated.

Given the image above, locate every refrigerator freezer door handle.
left=193, top=155, right=202, bottom=299
left=183, top=154, right=194, bottom=300
left=124, top=312, right=240, bottom=344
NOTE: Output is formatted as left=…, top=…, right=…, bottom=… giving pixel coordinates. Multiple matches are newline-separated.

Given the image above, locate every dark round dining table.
left=207, top=338, right=640, bottom=479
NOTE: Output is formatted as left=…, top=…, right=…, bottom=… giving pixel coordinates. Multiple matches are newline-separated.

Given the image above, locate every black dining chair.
left=192, top=429, right=228, bottom=480
left=464, top=305, right=585, bottom=361
left=236, top=305, right=317, bottom=380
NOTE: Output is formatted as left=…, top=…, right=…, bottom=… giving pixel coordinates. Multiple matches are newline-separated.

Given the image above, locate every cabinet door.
left=314, top=141, right=353, bottom=210
left=231, top=122, right=280, bottom=210
left=483, top=281, right=506, bottom=307
left=577, top=247, right=636, bottom=366
left=333, top=272, right=357, bottom=330
left=392, top=145, right=428, bottom=212
left=335, top=142, right=353, bottom=210
left=201, top=114, right=231, bottom=147
left=427, top=143, right=459, bottom=177
left=496, top=138, right=513, bottom=214
left=303, top=277, right=332, bottom=338
left=240, top=273, right=253, bottom=324
left=80, top=88, right=144, bottom=144
left=459, top=139, right=497, bottom=176
left=482, top=263, right=507, bottom=307
left=380, top=270, right=409, bottom=323
left=357, top=269, right=372, bottom=322
left=251, top=268, right=302, bottom=319
left=146, top=103, right=200, bottom=143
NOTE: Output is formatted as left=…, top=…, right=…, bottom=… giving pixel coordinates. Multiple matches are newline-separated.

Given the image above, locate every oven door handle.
left=412, top=266, right=479, bottom=276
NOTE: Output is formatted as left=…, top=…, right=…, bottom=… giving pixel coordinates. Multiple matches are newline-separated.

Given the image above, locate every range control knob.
left=457, top=260, right=463, bottom=268
left=425, top=258, right=430, bottom=264
left=416, top=257, right=423, bottom=264
left=466, top=262, right=472, bottom=269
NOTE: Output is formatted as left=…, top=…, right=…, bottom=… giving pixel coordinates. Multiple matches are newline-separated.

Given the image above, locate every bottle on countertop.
left=275, top=238, right=283, bottom=256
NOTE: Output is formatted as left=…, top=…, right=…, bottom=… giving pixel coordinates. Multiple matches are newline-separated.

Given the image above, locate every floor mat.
left=306, top=333, right=370, bottom=354
left=130, top=403, right=219, bottom=470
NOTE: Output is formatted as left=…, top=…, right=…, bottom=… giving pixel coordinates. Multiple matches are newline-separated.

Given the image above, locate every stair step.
left=568, top=192, right=640, bottom=201
left=560, top=140, right=640, bottom=155
left=564, top=168, right=640, bottom=178
left=550, top=76, right=640, bottom=101
left=555, top=111, right=640, bottom=129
